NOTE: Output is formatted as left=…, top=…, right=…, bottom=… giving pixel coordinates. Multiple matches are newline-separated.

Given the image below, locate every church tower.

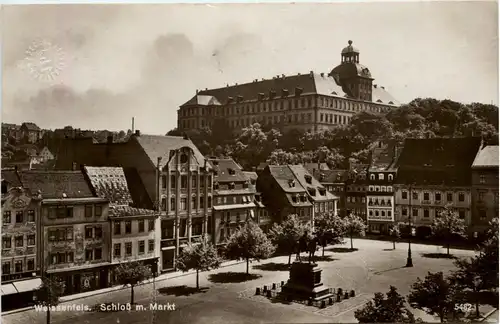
left=329, top=40, right=374, bottom=101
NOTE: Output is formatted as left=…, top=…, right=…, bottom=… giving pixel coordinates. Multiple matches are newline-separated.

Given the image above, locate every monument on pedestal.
left=281, top=262, right=333, bottom=302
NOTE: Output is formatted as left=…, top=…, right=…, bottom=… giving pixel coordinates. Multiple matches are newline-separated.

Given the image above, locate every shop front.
left=50, top=265, right=110, bottom=296
left=1, top=277, right=42, bottom=311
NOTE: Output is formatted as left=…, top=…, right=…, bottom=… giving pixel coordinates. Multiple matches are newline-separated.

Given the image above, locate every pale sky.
left=1, top=2, right=498, bottom=134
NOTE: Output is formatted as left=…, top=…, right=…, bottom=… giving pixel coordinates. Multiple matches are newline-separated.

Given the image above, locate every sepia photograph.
left=1, top=1, right=499, bottom=323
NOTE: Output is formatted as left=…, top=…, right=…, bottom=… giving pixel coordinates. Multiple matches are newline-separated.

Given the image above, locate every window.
left=16, top=211, right=23, bottom=223
left=423, top=209, right=429, bottom=218
left=149, top=239, right=155, bottom=252
left=191, top=196, right=196, bottom=209
left=181, top=175, right=188, bottom=189
left=85, top=205, right=93, bottom=217
left=148, top=219, right=155, bottom=231
left=370, top=174, right=375, bottom=181
left=95, top=226, right=102, bottom=239
left=27, top=235, right=35, bottom=246
left=15, top=260, right=23, bottom=273
left=162, top=175, right=167, bottom=189
left=200, top=196, right=205, bottom=209
left=114, top=222, right=121, bottom=235
left=3, top=211, right=11, bottom=224
left=27, top=259, right=34, bottom=271
left=15, top=235, right=23, bottom=247
left=479, top=175, right=486, bottom=184
left=412, top=208, right=418, bottom=217
left=67, top=252, right=74, bottom=263
left=402, top=191, right=408, bottom=199
left=459, top=210, right=465, bottom=219
left=170, top=197, right=176, bottom=211
left=85, top=226, right=93, bottom=239
left=95, top=248, right=102, bottom=260
left=3, top=236, right=11, bottom=248
left=435, top=192, right=441, bottom=201
left=479, top=210, right=487, bottom=220
left=423, top=192, right=430, bottom=200
left=447, top=193, right=453, bottom=202
left=138, top=220, right=145, bottom=233
left=388, top=174, right=393, bottom=181
left=95, top=206, right=102, bottom=216
left=125, top=221, right=132, bottom=234
left=85, top=249, right=93, bottom=261
left=412, top=192, right=418, bottom=200
left=458, top=193, right=465, bottom=202
left=125, top=242, right=132, bottom=256
left=27, top=210, right=35, bottom=222
left=208, top=196, right=212, bottom=208
left=170, top=174, right=176, bottom=190
left=139, top=241, right=145, bottom=254
left=114, top=243, right=121, bottom=257
left=378, top=173, right=384, bottom=180
left=2, top=262, right=10, bottom=275
left=181, top=198, right=187, bottom=211
left=479, top=191, right=485, bottom=202
left=192, top=175, right=197, bottom=188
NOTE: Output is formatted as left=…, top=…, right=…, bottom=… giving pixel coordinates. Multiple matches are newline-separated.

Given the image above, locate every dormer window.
left=304, top=175, right=312, bottom=184
left=336, top=173, right=341, bottom=181
left=281, top=89, right=289, bottom=97
left=229, top=182, right=235, bottom=190
left=258, top=93, right=265, bottom=100
left=301, top=195, right=307, bottom=202
left=388, top=174, right=393, bottom=181
left=213, top=170, right=219, bottom=176
left=228, top=168, right=236, bottom=175
left=319, top=188, right=326, bottom=196
left=292, top=195, right=298, bottom=203
left=370, top=174, right=375, bottom=181
left=288, top=179, right=295, bottom=188
left=243, top=181, right=249, bottom=189
left=307, top=187, right=316, bottom=196
left=269, top=90, right=276, bottom=99
left=237, top=95, right=243, bottom=102
left=378, top=173, right=384, bottom=180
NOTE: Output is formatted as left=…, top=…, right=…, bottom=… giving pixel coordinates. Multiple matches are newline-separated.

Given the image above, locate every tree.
left=176, top=237, right=221, bottom=289
left=476, top=218, right=499, bottom=289
left=431, top=204, right=467, bottom=255
left=115, top=261, right=153, bottom=304
left=268, top=214, right=305, bottom=265
left=344, top=214, right=367, bottom=250
left=314, top=212, right=346, bottom=256
left=355, top=286, right=416, bottom=323
left=35, top=275, right=66, bottom=324
left=389, top=223, right=401, bottom=250
left=225, top=220, right=275, bottom=274
left=408, top=271, right=464, bottom=322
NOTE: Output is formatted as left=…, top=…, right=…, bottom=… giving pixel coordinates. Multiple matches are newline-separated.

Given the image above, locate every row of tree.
left=355, top=218, right=498, bottom=323
left=167, top=98, right=499, bottom=169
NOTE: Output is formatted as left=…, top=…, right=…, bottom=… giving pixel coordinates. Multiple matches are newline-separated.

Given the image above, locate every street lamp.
left=406, top=182, right=413, bottom=268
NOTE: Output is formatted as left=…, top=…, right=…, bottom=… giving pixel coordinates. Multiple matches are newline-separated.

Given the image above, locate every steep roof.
left=210, top=158, right=248, bottom=182
left=313, top=169, right=349, bottom=183
left=369, top=142, right=398, bottom=172
left=396, top=137, right=482, bottom=185
left=131, top=134, right=207, bottom=170
left=1, top=169, right=22, bottom=187
left=303, top=162, right=330, bottom=175
left=184, top=72, right=399, bottom=107
left=288, top=165, right=338, bottom=202
left=21, top=122, right=41, bottom=131
left=84, top=166, right=133, bottom=205
left=268, top=165, right=306, bottom=194
left=472, top=145, right=499, bottom=168
left=108, top=205, right=156, bottom=218
left=18, top=171, right=95, bottom=199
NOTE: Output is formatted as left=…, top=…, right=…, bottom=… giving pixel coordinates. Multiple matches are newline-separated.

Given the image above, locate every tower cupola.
left=341, top=40, right=359, bottom=63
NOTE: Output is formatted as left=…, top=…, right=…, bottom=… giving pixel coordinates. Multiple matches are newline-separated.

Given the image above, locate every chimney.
left=320, top=73, right=324, bottom=77
left=132, top=117, right=135, bottom=133
left=135, top=130, right=140, bottom=136
left=183, top=133, right=189, bottom=140
left=374, top=84, right=377, bottom=88
left=107, top=135, right=113, bottom=144
left=196, top=89, right=198, bottom=94
left=310, top=71, right=313, bottom=76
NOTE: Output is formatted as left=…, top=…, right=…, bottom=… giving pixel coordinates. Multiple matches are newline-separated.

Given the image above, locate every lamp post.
left=406, top=182, right=413, bottom=268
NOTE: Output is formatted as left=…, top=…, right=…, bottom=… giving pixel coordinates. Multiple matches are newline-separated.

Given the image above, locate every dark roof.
left=184, top=72, right=399, bottom=107
left=21, top=122, right=41, bottom=131
left=209, top=158, right=248, bottom=182
left=1, top=169, right=21, bottom=187
left=132, top=134, right=207, bottom=170
left=472, top=145, right=499, bottom=168
left=313, top=169, right=349, bottom=183
left=396, top=137, right=482, bottom=186
left=303, top=163, right=330, bottom=175
left=268, top=165, right=306, bottom=194
left=369, top=142, right=398, bottom=172
left=257, top=162, right=269, bottom=171
left=18, top=171, right=95, bottom=199
left=288, top=165, right=337, bottom=202
left=109, top=205, right=156, bottom=217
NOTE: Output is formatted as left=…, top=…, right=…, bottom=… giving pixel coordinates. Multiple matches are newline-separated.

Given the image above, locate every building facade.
left=314, top=169, right=349, bottom=217
left=210, top=158, right=256, bottom=245
left=345, top=167, right=368, bottom=220
left=178, top=40, right=400, bottom=134
left=394, top=137, right=482, bottom=235
left=20, top=122, right=42, bottom=144
left=471, top=145, right=499, bottom=233
left=1, top=171, right=42, bottom=310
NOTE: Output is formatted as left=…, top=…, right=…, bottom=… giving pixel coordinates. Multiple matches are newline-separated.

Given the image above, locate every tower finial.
left=348, top=40, right=353, bottom=45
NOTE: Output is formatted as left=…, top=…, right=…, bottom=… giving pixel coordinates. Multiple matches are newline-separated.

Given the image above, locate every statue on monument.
left=296, top=230, right=318, bottom=264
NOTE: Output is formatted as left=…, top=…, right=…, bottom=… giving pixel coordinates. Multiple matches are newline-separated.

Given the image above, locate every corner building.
left=178, top=40, right=400, bottom=134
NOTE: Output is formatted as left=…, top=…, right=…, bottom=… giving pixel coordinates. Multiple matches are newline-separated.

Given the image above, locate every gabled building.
left=366, top=143, right=398, bottom=234
left=55, top=131, right=214, bottom=272
left=471, top=145, right=499, bottom=233
left=1, top=169, right=42, bottom=311
left=313, top=169, right=349, bottom=217
left=209, top=158, right=256, bottom=245
left=345, top=165, right=369, bottom=220
left=394, top=137, right=482, bottom=234
left=178, top=40, right=400, bottom=134
left=243, top=170, right=272, bottom=232
left=39, top=147, right=55, bottom=162
left=83, top=166, right=161, bottom=280
left=17, top=170, right=110, bottom=296
left=20, top=122, right=42, bottom=144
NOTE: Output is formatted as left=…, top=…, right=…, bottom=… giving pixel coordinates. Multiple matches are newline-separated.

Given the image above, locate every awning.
left=1, top=283, right=18, bottom=296
left=213, top=202, right=256, bottom=211
left=12, top=278, right=42, bottom=293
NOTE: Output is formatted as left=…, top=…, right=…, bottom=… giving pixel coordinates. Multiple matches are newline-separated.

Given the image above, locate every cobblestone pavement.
left=2, top=239, right=479, bottom=324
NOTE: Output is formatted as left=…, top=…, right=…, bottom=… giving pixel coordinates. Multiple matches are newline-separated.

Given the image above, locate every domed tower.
left=329, top=40, right=374, bottom=101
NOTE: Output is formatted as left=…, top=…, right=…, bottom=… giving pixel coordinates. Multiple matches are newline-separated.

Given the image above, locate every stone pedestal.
left=281, top=262, right=333, bottom=301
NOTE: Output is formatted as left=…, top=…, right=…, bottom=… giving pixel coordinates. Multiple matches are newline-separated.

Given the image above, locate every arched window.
left=388, top=174, right=393, bottom=181
left=370, top=174, right=375, bottom=181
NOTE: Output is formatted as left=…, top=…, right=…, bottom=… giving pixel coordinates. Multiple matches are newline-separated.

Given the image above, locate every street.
left=2, top=239, right=480, bottom=324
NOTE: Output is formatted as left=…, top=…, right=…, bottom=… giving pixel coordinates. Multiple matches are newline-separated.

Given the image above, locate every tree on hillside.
left=268, top=214, right=306, bottom=265
left=389, top=223, right=401, bottom=250
left=115, top=261, right=153, bottom=304
left=176, top=237, right=221, bottom=289
left=408, top=271, right=464, bottom=323
left=343, top=214, right=367, bottom=250
left=225, top=220, right=275, bottom=274
left=355, top=286, right=417, bottom=323
left=314, top=212, right=346, bottom=256
left=35, top=275, right=66, bottom=324
left=431, top=204, right=467, bottom=255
